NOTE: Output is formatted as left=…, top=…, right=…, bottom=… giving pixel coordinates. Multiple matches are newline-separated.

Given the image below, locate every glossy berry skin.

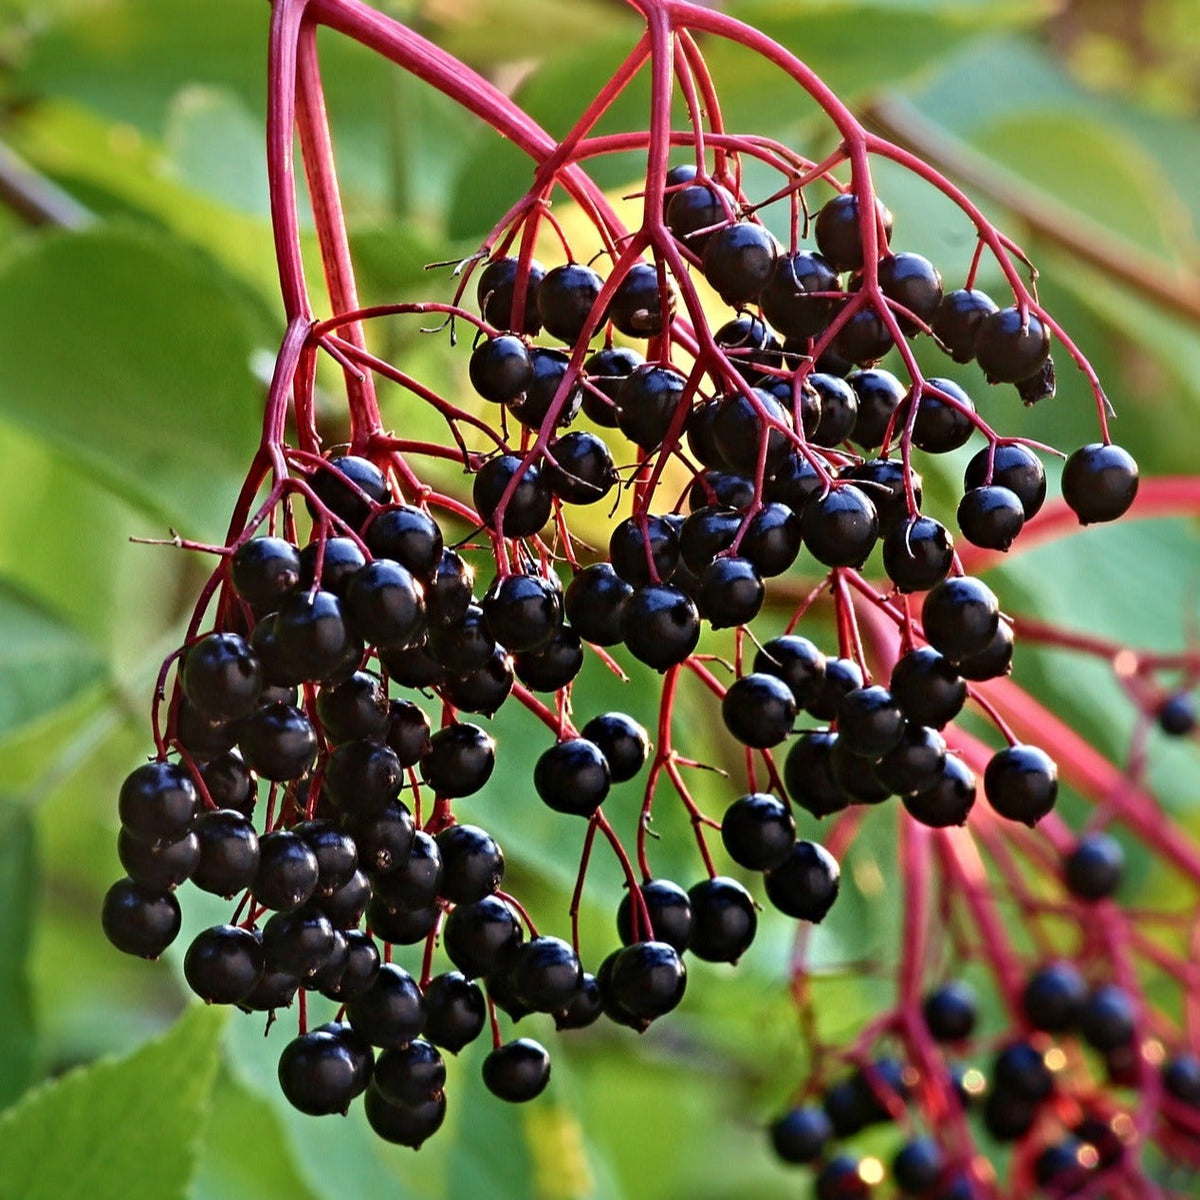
left=117, top=827, right=200, bottom=891
left=118, top=761, right=199, bottom=845
left=324, top=739, right=403, bottom=818
left=1023, top=962, right=1087, bottom=1033
left=364, top=1085, right=446, bottom=1147
left=483, top=1038, right=551, bottom=1103
left=847, top=368, right=906, bottom=451
left=903, top=755, right=976, bottom=828
left=836, top=686, right=905, bottom=759
left=1064, top=831, right=1124, bottom=900
left=345, top=560, right=427, bottom=651
left=878, top=252, right=942, bottom=334
left=994, top=1040, right=1053, bottom=1102
left=783, top=731, right=847, bottom=819
left=875, top=724, right=947, bottom=796
left=890, top=648, right=966, bottom=729
left=477, top=255, right=543, bottom=333
left=385, top=702, right=431, bottom=770
left=964, top=442, right=1047, bottom=519
left=534, top=738, right=610, bottom=817
left=882, top=516, right=954, bottom=593
left=712, top=387, right=793, bottom=474
left=435, top=824, right=504, bottom=905
left=955, top=619, right=1014, bottom=682
left=564, top=564, right=632, bottom=647
left=508, top=936, right=583, bottom=1013
left=373, top=830, right=443, bottom=912
left=230, top=536, right=301, bottom=612
left=754, top=635, right=826, bottom=711
left=741, top=503, right=802, bottom=577
left=307, top=454, right=390, bottom=531
left=921, top=576, right=1000, bottom=662
left=580, top=713, right=650, bottom=783
left=482, top=572, right=562, bottom=654
left=316, top=671, right=389, bottom=744
left=764, top=840, right=841, bottom=922
left=347, top=803, right=412, bottom=878
left=922, top=980, right=978, bottom=1042
left=721, top=792, right=796, bottom=871
left=609, top=261, right=671, bottom=338
left=814, top=1155, right=872, bottom=1200
left=421, top=972, right=486, bottom=1053
left=102, top=877, right=181, bottom=958
left=420, top=723, right=495, bottom=798
left=320, top=930, right=381, bottom=1003
left=808, top=373, right=858, bottom=447
left=554, top=974, right=604, bottom=1031
left=261, top=905, right=336, bottom=979
left=814, top=192, right=893, bottom=272
left=346, top=963, right=426, bottom=1050
left=830, top=738, right=892, bottom=805
left=191, top=809, right=261, bottom=896
left=620, top=585, right=700, bottom=671
left=610, top=514, right=680, bottom=585
left=703, top=221, right=778, bottom=306
left=665, top=178, right=732, bottom=251
left=363, top=505, right=444, bottom=581
left=181, top=633, right=262, bottom=721
left=984, top=744, right=1058, bottom=826
left=913, top=377, right=975, bottom=454
left=769, top=1104, right=832, bottom=1164
left=468, top=334, right=533, bottom=404
left=932, top=287, right=998, bottom=362
left=893, top=1138, right=946, bottom=1195
left=801, top=485, right=879, bottom=568
left=844, top=457, right=921, bottom=533
left=278, top=1029, right=372, bottom=1116
left=510, top=345, right=585, bottom=428
left=253, top=831, right=320, bottom=912
left=544, top=431, right=615, bottom=505
left=184, top=924, right=264, bottom=1004
left=372, top=1039, right=445, bottom=1110
left=614, top=363, right=688, bottom=451
left=687, top=877, right=757, bottom=962
left=1062, top=442, right=1139, bottom=525
left=617, top=879, right=693, bottom=951
left=1159, top=693, right=1197, bottom=736
left=537, top=262, right=605, bottom=344
left=443, top=897, right=522, bottom=980
left=974, top=306, right=1051, bottom=383
left=472, top=454, right=551, bottom=538
left=296, top=537, right=366, bottom=598
left=237, top=703, right=318, bottom=782
left=678, top=506, right=739, bottom=573
left=957, top=485, right=1025, bottom=551
left=1080, top=984, right=1136, bottom=1051
left=761, top=251, right=840, bottom=340
left=608, top=941, right=687, bottom=1023
left=696, top=556, right=764, bottom=629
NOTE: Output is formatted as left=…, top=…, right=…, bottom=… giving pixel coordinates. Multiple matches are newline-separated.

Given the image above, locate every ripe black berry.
left=363, top=505, right=443, bottom=579
left=435, top=824, right=504, bottom=905
left=984, top=744, right=1058, bottom=826
left=385, top=701, right=431, bottom=767
left=1159, top=693, right=1197, bottom=736
left=696, top=556, right=764, bottom=629
left=346, top=962, right=426, bottom=1049
left=316, top=670, right=389, bottom=743
left=101, top=877, right=181, bottom=958
left=609, top=260, right=671, bottom=337
left=184, top=924, right=264, bottom=1004
left=278, top=1028, right=372, bottom=1116
left=473, top=454, right=551, bottom=538
left=765, top=840, right=840, bottom=922
left=878, top=251, right=942, bottom=334
left=1064, top=831, right=1124, bottom=900
left=580, top=713, right=649, bottom=783
left=421, top=971, right=487, bottom=1052
left=687, top=876, right=757, bottom=961
left=666, top=178, right=732, bottom=251
left=913, top=377, right=976, bottom=454
left=253, top=831, right=320, bottom=912
left=965, top=442, right=1046, bottom=518
left=613, top=363, right=688, bottom=451
left=307, top=453, right=390, bottom=531
left=348, top=802, right=413, bottom=876
left=324, top=739, right=403, bottom=818
left=889, top=649, right=966, bottom=729
left=974, top=306, right=1051, bottom=383
left=721, top=792, right=796, bottom=871
left=296, top=537, right=366, bottom=597
left=481, top=572, right=562, bottom=654
left=882, top=516, right=954, bottom=593
left=191, top=808, right=261, bottom=896
left=814, top=192, right=893, bottom=272
left=261, top=905, right=336, bottom=978
left=181, top=633, right=262, bottom=721
left=118, top=761, right=199, bottom=845
left=1080, top=984, right=1136, bottom=1051
left=620, top=584, right=700, bottom=671
left=893, top=1138, right=945, bottom=1195
left=544, top=431, right=616, bottom=505
left=117, top=827, right=200, bottom=891
left=237, top=702, right=318, bottom=782
left=344, top=559, right=427, bottom=650
left=420, top=723, right=495, bottom=797
left=994, top=1040, right=1053, bottom=1102
left=801, top=485, right=879, bottom=567
left=564, top=564, right=631, bottom=647
left=534, top=738, right=610, bottom=817
left=875, top=724, right=947, bottom=796
left=374, top=1039, right=445, bottom=1109
left=482, top=1038, right=551, bottom=1103
left=902, top=755, right=976, bottom=828
left=510, top=936, right=584, bottom=1013
left=847, top=368, right=906, bottom=451
left=537, top=262, right=605, bottom=344
left=477, top=255, right=544, bottom=334
left=374, top=829, right=443, bottom=911
left=761, top=251, right=840, bottom=340
left=921, top=576, right=1000, bottom=662
left=783, top=730, right=846, bottom=819
left=469, top=334, right=533, bottom=404
left=617, top=879, right=693, bottom=951
left=932, top=287, right=998, bottom=362
left=957, top=485, right=1025, bottom=551
left=769, top=1104, right=832, bottom=1165
left=836, top=685, right=905, bottom=759
left=610, top=513, right=681, bottom=585
left=607, top=941, right=687, bottom=1024
left=922, top=980, right=977, bottom=1042
left=230, top=536, right=301, bottom=612
left=1022, top=962, right=1087, bottom=1033
left=1062, top=442, right=1139, bottom=525
left=364, top=1085, right=446, bottom=1147
left=754, top=635, right=827, bottom=710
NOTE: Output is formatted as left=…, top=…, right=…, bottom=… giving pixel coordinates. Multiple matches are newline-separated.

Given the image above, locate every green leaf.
left=0, top=581, right=105, bottom=741
left=0, top=226, right=273, bottom=538
left=0, top=1003, right=225, bottom=1200
left=0, top=807, right=37, bottom=1109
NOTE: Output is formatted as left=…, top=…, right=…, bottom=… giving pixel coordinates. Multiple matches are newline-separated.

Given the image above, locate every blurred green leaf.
left=0, top=1003, right=225, bottom=1200
left=0, top=807, right=37, bottom=1109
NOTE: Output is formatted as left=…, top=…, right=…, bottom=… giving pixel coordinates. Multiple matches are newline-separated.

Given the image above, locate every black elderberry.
left=814, top=1155, right=873, bottom=1200
left=848, top=368, right=906, bottom=451
left=878, top=251, right=942, bottom=334
left=932, top=287, right=998, bottom=362
left=278, top=1028, right=372, bottom=1116
left=760, top=250, right=840, bottom=340
left=889, top=649, right=966, bottom=729
left=537, top=262, right=605, bottom=344
left=958, top=485, right=1025, bottom=551
left=181, top=632, right=262, bottom=722
left=921, top=576, right=999, bottom=662
left=1163, top=1053, right=1200, bottom=1106
left=320, top=930, right=381, bottom=1002
left=118, top=761, right=199, bottom=845
left=807, top=657, right=865, bottom=722
left=712, top=387, right=794, bottom=474
left=801, top=485, right=879, bottom=567
left=687, top=876, right=757, bottom=962
left=364, top=507, right=443, bottom=584
left=893, top=1138, right=945, bottom=1195
left=440, top=648, right=514, bottom=716
left=764, top=840, right=840, bottom=921
left=686, top=398, right=730, bottom=468
left=481, top=572, right=562, bottom=654
left=722, top=792, right=796, bottom=872
left=763, top=448, right=823, bottom=510
left=316, top=671, right=389, bottom=744
left=117, top=827, right=200, bottom=891
left=544, top=431, right=616, bottom=505
left=837, top=686, right=905, bottom=759
left=610, top=514, right=680, bottom=585
left=483, top=1038, right=551, bottom=1103
left=554, top=973, right=605, bottom=1031
left=983, top=1089, right=1037, bottom=1142
left=374, top=1040, right=446, bottom=1109
left=270, top=590, right=359, bottom=685
left=513, top=628, right=580, bottom=694
left=184, top=924, right=264, bottom=1005
left=230, top=536, right=301, bottom=612
left=974, top=306, right=1051, bottom=383
left=922, top=980, right=978, bottom=1042
left=609, top=260, right=671, bottom=338
left=844, top=457, right=921, bottom=533
left=984, top=744, right=1058, bottom=826
left=297, top=536, right=367, bottom=597
left=769, top=1105, right=832, bottom=1165
left=1064, top=831, right=1124, bottom=901
left=319, top=868, right=371, bottom=930
left=238, top=964, right=300, bottom=1013
left=173, top=696, right=237, bottom=761
left=420, top=722, right=495, bottom=797
left=1062, top=442, right=1139, bottom=525
left=1023, top=962, right=1087, bottom=1033
left=1033, top=1140, right=1091, bottom=1196
left=613, top=362, right=689, bottom=450
left=509, top=936, right=583, bottom=1013
left=348, top=802, right=413, bottom=876
left=101, top=877, right=182, bottom=958
left=902, top=755, right=976, bottom=828
left=253, top=831, right=319, bottom=912
left=815, top=192, right=893, bottom=273
left=994, top=1040, right=1053, bottom=1103
left=704, top=221, right=779, bottom=306
left=754, top=635, right=827, bottom=710
left=580, top=713, right=650, bottom=783
left=324, top=739, right=403, bottom=818
left=695, top=555, right=764, bottom=629
left=808, top=373, right=859, bottom=447
left=830, top=738, right=892, bottom=805
left=191, top=808, right=261, bottom=896
left=365, top=898, right=440, bottom=947
left=534, top=737, right=610, bottom=817
left=238, top=703, right=318, bottom=782
left=435, top=824, right=504, bottom=905
left=421, top=971, right=486, bottom=1052
left=385, top=701, right=431, bottom=768
left=740, top=503, right=802, bottom=577
left=607, top=941, right=686, bottom=1025
left=373, top=829, right=443, bottom=911
left=620, top=584, right=700, bottom=671
left=1080, top=984, right=1136, bottom=1051
left=882, top=516, right=954, bottom=593
left=307, top=935, right=354, bottom=996
left=665, top=177, right=732, bottom=252
left=364, top=1085, right=446, bottom=1147
left=783, top=729, right=846, bottom=818
left=617, top=879, right=693, bottom=951
left=472, top=454, right=551, bottom=538
left=687, top=469, right=755, bottom=513
left=346, top=962, right=426, bottom=1049
left=307, top=453, right=390, bottom=532
left=912, top=377, right=976, bottom=454
left=483, top=958, right=532, bottom=1023
left=955, top=618, right=1014, bottom=682
left=718, top=674, right=794, bottom=749
left=469, top=334, right=533, bottom=405
left=443, top=896, right=523, bottom=980
left=678, top=506, right=739, bottom=573
left=197, top=752, right=254, bottom=816
left=714, top=314, right=782, bottom=372
left=424, top=549, right=474, bottom=628
left=262, top=904, right=336, bottom=979
left=427, top=604, right=495, bottom=676
left=477, top=255, right=544, bottom=334
left=1159, top=693, right=1197, bottom=736
left=875, top=724, right=947, bottom=796
left=511, top=347, right=584, bottom=430
left=564, top=563, right=631, bottom=647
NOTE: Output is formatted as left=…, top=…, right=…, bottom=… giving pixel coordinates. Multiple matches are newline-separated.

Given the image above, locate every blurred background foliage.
left=0, top=0, right=1198, bottom=1197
